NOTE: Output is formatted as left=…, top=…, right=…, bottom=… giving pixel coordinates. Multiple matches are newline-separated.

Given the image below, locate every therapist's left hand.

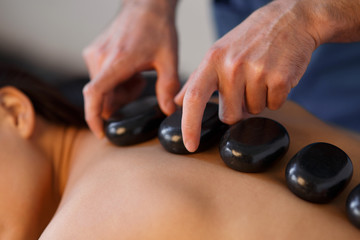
left=82, top=0, right=180, bottom=139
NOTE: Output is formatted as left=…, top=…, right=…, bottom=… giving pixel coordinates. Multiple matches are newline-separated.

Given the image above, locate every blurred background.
left=0, top=0, right=214, bottom=84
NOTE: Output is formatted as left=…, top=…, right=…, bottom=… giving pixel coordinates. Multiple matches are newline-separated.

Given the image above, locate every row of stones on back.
left=222, top=119, right=359, bottom=229
left=104, top=96, right=360, bottom=229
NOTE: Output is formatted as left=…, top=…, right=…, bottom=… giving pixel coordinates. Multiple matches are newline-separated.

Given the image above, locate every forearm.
left=294, top=0, right=360, bottom=44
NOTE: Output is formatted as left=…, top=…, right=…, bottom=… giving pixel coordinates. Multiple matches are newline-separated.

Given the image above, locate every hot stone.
left=285, top=142, right=353, bottom=203
left=346, top=184, right=360, bottom=229
left=105, top=96, right=166, bottom=146
left=219, top=117, right=290, bottom=172
left=158, top=102, right=228, bottom=154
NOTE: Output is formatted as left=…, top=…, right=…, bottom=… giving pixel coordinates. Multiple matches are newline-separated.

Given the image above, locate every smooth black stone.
left=105, top=96, right=166, bottom=146
left=158, top=102, right=228, bottom=154
left=285, top=142, right=353, bottom=203
left=219, top=117, right=290, bottom=173
left=346, top=184, right=360, bottom=229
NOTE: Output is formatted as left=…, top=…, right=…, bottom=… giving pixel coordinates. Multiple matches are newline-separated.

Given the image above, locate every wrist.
left=296, top=0, right=360, bottom=44
left=262, top=0, right=322, bottom=48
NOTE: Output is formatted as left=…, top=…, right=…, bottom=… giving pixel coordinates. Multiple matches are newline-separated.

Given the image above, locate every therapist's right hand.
left=83, top=0, right=180, bottom=138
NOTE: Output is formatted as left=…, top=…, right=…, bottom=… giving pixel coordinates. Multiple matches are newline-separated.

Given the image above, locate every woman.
left=1, top=64, right=359, bottom=239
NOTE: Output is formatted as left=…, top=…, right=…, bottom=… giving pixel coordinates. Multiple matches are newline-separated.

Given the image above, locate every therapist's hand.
left=175, top=0, right=320, bottom=152
left=83, top=0, right=179, bottom=138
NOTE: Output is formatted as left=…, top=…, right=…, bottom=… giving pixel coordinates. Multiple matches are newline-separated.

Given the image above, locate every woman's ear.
left=0, top=86, right=36, bottom=138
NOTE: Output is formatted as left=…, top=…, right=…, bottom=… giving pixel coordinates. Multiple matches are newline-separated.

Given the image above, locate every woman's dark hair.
left=0, top=63, right=87, bottom=128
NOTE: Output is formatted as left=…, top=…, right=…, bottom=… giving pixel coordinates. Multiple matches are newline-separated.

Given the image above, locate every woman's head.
left=0, top=63, right=87, bottom=128
left=0, top=63, right=87, bottom=238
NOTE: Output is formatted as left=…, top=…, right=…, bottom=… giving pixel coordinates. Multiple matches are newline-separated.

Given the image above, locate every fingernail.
left=184, top=140, right=197, bottom=153
left=174, top=95, right=181, bottom=106
left=163, top=99, right=175, bottom=115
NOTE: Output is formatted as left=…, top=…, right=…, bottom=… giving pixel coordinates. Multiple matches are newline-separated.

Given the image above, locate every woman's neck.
left=52, top=126, right=81, bottom=195
left=33, top=117, right=82, bottom=198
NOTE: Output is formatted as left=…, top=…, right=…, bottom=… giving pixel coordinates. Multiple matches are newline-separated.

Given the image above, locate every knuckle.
left=222, top=56, right=246, bottom=84
left=268, top=73, right=290, bottom=91
left=219, top=63, right=240, bottom=87
left=184, top=87, right=204, bottom=103
left=227, top=66, right=240, bottom=84
left=246, top=61, right=265, bottom=80
left=82, top=45, right=105, bottom=58
left=83, top=83, right=97, bottom=97
left=206, top=46, right=222, bottom=61
left=111, top=44, right=131, bottom=60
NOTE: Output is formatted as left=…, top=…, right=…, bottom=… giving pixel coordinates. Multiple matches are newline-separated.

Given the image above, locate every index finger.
left=83, top=84, right=106, bottom=138
left=83, top=56, right=136, bottom=138
left=181, top=67, right=218, bottom=152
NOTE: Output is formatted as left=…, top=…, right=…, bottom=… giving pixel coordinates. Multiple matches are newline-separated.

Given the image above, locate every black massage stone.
left=105, top=96, right=166, bottom=146
left=158, top=102, right=228, bottom=154
left=219, top=117, right=289, bottom=173
left=285, top=142, right=353, bottom=203
left=346, top=184, right=360, bottom=229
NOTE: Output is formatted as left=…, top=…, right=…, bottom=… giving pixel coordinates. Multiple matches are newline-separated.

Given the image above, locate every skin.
left=83, top=0, right=180, bottom=139
left=83, top=0, right=360, bottom=152
left=2, top=85, right=360, bottom=239
left=0, top=87, right=60, bottom=239
left=175, top=0, right=360, bottom=152
left=40, top=102, right=360, bottom=239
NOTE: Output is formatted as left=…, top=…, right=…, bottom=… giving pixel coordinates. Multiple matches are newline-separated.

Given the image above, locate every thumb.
left=174, top=77, right=191, bottom=106
left=155, top=62, right=180, bottom=115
